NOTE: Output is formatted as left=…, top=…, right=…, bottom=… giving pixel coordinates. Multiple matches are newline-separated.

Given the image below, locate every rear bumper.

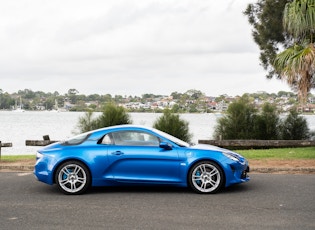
left=34, top=160, right=54, bottom=185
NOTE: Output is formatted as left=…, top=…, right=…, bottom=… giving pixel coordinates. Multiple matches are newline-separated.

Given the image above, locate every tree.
left=214, top=96, right=257, bottom=140
left=185, top=89, right=204, bottom=100
left=244, top=0, right=289, bottom=78
left=96, top=103, right=132, bottom=128
left=75, top=110, right=99, bottom=133
left=274, top=44, right=315, bottom=102
left=67, top=88, right=79, bottom=104
left=245, top=0, right=315, bottom=103
left=171, top=104, right=181, bottom=113
left=280, top=109, right=310, bottom=139
left=214, top=96, right=311, bottom=140
left=75, top=104, right=132, bottom=133
left=254, top=103, right=280, bottom=139
left=153, top=109, right=192, bottom=143
left=274, top=0, right=315, bottom=103
left=170, top=91, right=182, bottom=100
left=1, top=93, right=15, bottom=109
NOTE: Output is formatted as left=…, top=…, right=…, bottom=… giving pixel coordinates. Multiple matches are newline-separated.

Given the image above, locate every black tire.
left=188, top=161, right=224, bottom=194
left=55, top=161, right=91, bottom=195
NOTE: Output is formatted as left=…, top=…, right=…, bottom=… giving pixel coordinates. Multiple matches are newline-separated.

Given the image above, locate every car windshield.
left=153, top=128, right=190, bottom=147
left=62, top=133, right=91, bottom=145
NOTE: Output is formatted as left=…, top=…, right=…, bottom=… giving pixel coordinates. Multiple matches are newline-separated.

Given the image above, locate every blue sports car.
left=34, top=125, right=250, bottom=194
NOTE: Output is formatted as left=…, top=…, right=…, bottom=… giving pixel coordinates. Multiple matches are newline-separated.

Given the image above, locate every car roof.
left=86, top=125, right=156, bottom=138
left=94, top=124, right=154, bottom=132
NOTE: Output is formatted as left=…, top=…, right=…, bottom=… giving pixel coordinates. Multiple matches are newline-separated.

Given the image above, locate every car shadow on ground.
left=221, top=183, right=252, bottom=194
left=34, top=182, right=252, bottom=195
left=87, top=179, right=253, bottom=194
left=88, top=185, right=190, bottom=194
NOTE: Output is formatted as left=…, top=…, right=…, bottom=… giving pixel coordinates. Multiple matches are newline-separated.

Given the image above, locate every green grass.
left=1, top=147, right=315, bottom=162
left=238, top=147, right=315, bottom=159
left=0, top=155, right=35, bottom=162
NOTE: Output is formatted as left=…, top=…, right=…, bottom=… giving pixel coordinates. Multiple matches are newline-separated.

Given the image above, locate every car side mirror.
left=159, top=142, right=173, bottom=150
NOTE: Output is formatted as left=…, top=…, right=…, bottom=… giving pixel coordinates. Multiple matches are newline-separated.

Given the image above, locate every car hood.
left=190, top=144, right=246, bottom=162
left=190, top=144, right=228, bottom=152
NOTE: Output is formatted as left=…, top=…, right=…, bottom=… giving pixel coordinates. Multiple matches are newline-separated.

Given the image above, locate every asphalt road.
left=0, top=173, right=314, bottom=230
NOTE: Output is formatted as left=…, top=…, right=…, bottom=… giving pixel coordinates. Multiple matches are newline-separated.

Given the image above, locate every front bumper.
left=224, top=161, right=250, bottom=187
left=241, top=166, right=250, bottom=179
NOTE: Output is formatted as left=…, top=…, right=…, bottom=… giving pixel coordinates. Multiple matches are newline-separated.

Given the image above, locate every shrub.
left=214, top=96, right=257, bottom=139
left=280, top=109, right=310, bottom=140
left=76, top=110, right=99, bottom=133
left=96, top=103, right=132, bottom=128
left=254, top=103, right=280, bottom=140
left=76, top=104, right=132, bottom=133
left=214, top=97, right=311, bottom=140
left=153, top=109, right=192, bottom=143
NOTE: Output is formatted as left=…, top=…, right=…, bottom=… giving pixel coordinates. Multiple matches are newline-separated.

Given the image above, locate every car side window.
left=111, top=131, right=160, bottom=146
left=101, top=134, right=113, bottom=145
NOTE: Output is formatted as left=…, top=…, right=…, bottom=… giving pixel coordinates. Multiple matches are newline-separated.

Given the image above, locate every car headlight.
left=222, top=151, right=240, bottom=162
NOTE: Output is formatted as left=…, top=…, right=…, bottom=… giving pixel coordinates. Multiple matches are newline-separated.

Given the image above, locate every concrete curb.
left=0, top=165, right=315, bottom=174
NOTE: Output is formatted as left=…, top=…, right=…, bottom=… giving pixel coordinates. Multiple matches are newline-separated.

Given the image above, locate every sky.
left=0, top=0, right=295, bottom=97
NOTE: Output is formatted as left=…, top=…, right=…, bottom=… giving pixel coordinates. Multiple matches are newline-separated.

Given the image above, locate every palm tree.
left=274, top=0, right=315, bottom=103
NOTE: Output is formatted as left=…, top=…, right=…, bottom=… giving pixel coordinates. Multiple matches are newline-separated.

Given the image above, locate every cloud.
left=0, top=0, right=293, bottom=96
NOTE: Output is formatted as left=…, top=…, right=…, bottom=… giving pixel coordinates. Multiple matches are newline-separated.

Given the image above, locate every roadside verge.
left=0, top=159, right=314, bottom=174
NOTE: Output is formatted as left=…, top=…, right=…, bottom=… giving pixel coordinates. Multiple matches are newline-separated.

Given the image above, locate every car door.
left=105, top=130, right=182, bottom=184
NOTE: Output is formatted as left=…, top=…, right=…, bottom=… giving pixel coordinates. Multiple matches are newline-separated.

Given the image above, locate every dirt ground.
left=249, top=159, right=315, bottom=168
left=0, top=159, right=35, bottom=166
left=248, top=159, right=315, bottom=174
left=0, top=159, right=315, bottom=174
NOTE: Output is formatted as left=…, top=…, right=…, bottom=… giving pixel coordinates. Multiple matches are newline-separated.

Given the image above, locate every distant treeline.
left=0, top=88, right=313, bottom=113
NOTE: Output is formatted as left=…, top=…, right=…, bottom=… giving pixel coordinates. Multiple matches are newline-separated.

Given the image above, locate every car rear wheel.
left=188, top=161, right=224, bottom=194
left=55, top=161, right=90, bottom=195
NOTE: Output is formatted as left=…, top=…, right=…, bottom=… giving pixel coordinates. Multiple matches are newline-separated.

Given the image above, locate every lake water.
left=1, top=111, right=315, bottom=155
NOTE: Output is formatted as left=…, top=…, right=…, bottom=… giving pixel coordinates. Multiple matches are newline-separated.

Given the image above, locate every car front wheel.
left=55, top=161, right=91, bottom=195
left=188, top=161, right=224, bottom=194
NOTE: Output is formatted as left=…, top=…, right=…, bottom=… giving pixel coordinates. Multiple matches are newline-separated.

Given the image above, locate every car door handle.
left=111, top=151, right=124, bottom=156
